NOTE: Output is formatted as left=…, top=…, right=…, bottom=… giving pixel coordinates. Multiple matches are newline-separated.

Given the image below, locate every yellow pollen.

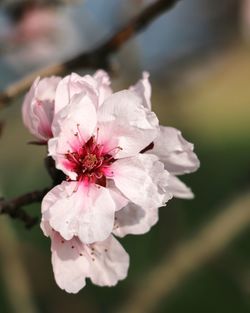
left=83, top=154, right=98, bottom=169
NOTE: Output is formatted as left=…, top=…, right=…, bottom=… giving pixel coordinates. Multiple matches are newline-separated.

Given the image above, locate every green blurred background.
left=1, top=0, right=250, bottom=312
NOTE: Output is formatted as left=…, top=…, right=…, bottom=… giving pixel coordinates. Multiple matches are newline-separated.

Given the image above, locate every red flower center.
left=65, top=136, right=118, bottom=186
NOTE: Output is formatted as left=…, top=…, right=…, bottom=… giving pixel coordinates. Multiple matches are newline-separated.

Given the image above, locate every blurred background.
left=1, top=0, right=250, bottom=312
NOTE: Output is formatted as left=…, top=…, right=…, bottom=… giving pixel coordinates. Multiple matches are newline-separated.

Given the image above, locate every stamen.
left=66, top=152, right=81, bottom=165
left=63, top=135, right=118, bottom=185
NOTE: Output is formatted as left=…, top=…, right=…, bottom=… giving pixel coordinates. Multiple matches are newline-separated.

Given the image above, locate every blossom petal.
left=54, top=71, right=112, bottom=115
left=42, top=181, right=116, bottom=244
left=113, top=203, right=159, bottom=237
left=50, top=232, right=89, bottom=293
left=40, top=219, right=52, bottom=237
left=97, top=120, right=158, bottom=159
left=129, top=72, right=151, bottom=110
left=54, top=72, right=97, bottom=114
left=106, top=181, right=129, bottom=211
left=110, top=154, right=172, bottom=209
left=88, top=235, right=129, bottom=286
left=168, top=175, right=194, bottom=199
left=98, top=89, right=157, bottom=127
left=93, top=70, right=112, bottom=106
left=97, top=89, right=159, bottom=158
left=22, top=76, right=60, bottom=141
left=149, top=126, right=200, bottom=175
left=52, top=91, right=97, bottom=139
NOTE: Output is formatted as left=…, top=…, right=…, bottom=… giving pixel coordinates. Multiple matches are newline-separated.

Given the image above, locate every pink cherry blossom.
left=21, top=70, right=199, bottom=292
left=41, top=219, right=129, bottom=293
left=40, top=71, right=199, bottom=243
left=22, top=76, right=61, bottom=142
left=43, top=83, right=170, bottom=244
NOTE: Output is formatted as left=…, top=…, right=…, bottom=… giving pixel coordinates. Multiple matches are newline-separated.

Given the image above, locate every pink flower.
left=22, top=76, right=61, bottom=142
left=40, top=71, right=199, bottom=243
left=21, top=71, right=199, bottom=292
left=43, top=81, right=170, bottom=244
left=41, top=219, right=129, bottom=293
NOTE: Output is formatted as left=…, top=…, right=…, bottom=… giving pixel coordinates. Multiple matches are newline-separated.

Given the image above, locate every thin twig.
left=117, top=192, right=250, bottom=313
left=0, top=0, right=180, bottom=108
left=0, top=188, right=49, bottom=228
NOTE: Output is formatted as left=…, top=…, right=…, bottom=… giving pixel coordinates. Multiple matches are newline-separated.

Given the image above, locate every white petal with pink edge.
left=129, top=71, right=151, bottom=110
left=54, top=71, right=112, bottom=115
left=42, top=181, right=116, bottom=244
left=22, top=76, right=60, bottom=141
left=52, top=91, right=97, bottom=138
left=54, top=72, right=97, bottom=114
left=96, top=120, right=157, bottom=159
left=149, top=126, right=200, bottom=175
left=168, top=175, right=194, bottom=199
left=51, top=232, right=89, bottom=293
left=110, top=154, right=172, bottom=209
left=98, top=89, right=157, bottom=128
left=113, top=203, right=159, bottom=237
left=93, top=70, right=112, bottom=106
left=87, top=235, right=129, bottom=286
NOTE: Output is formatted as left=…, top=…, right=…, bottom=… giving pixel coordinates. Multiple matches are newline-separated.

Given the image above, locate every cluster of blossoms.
left=22, top=70, right=199, bottom=293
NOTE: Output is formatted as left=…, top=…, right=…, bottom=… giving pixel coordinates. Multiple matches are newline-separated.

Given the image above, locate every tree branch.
left=0, top=0, right=180, bottom=108
left=0, top=188, right=49, bottom=228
